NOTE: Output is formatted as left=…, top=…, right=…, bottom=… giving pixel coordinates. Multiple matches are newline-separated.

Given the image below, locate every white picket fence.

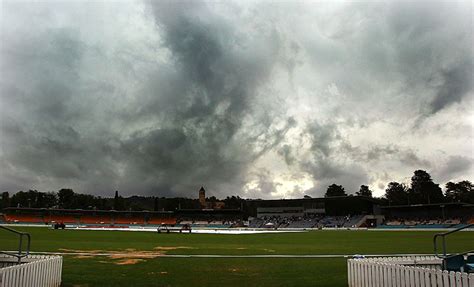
left=0, top=255, right=62, bottom=287
left=348, top=256, right=474, bottom=287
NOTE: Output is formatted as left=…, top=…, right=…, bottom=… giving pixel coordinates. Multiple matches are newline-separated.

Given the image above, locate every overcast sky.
left=0, top=0, right=472, bottom=199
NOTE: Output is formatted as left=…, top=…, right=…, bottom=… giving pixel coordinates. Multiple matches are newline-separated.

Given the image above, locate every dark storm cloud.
left=430, top=62, right=473, bottom=113
left=0, top=21, right=125, bottom=193
left=0, top=0, right=472, bottom=198
left=365, top=145, right=431, bottom=168
left=278, top=145, right=295, bottom=166
left=300, top=0, right=472, bottom=119
left=0, top=0, right=289, bottom=198
left=147, top=1, right=278, bottom=119
left=109, top=1, right=294, bottom=196
left=302, top=159, right=369, bottom=195
left=298, top=121, right=369, bottom=194
left=434, top=155, right=473, bottom=183
left=386, top=0, right=472, bottom=115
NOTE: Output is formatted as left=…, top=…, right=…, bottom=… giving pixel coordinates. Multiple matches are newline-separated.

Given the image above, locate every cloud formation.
left=0, top=0, right=472, bottom=198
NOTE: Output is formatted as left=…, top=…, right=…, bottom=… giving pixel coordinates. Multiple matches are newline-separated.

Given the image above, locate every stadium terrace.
left=1, top=190, right=473, bottom=230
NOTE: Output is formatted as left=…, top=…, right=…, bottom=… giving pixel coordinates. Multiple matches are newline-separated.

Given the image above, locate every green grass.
left=61, top=257, right=346, bottom=287
left=1, top=227, right=473, bottom=286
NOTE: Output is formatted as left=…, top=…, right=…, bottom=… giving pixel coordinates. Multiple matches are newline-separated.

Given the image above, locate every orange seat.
left=47, top=215, right=77, bottom=223
left=5, top=214, right=43, bottom=223
left=147, top=218, right=177, bottom=225
left=80, top=215, right=111, bottom=224
left=113, top=216, right=145, bottom=224
left=114, top=217, right=144, bottom=224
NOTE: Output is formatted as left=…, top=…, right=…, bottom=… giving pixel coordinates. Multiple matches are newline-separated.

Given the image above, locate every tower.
left=199, top=186, right=206, bottom=209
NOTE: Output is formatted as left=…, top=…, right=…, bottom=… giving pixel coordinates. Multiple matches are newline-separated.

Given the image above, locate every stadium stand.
left=380, top=203, right=474, bottom=229
left=343, top=215, right=365, bottom=227
left=173, top=219, right=234, bottom=228
left=2, top=199, right=471, bottom=230
left=4, top=214, right=43, bottom=223
left=46, top=215, right=77, bottom=224
left=248, top=218, right=264, bottom=228
left=380, top=216, right=469, bottom=229
left=113, top=215, right=145, bottom=225
left=1, top=208, right=179, bottom=226
left=318, top=216, right=347, bottom=228
left=248, top=214, right=368, bottom=229
left=80, top=215, right=111, bottom=224
left=175, top=209, right=243, bottom=228
left=286, top=216, right=320, bottom=228
left=147, top=217, right=177, bottom=225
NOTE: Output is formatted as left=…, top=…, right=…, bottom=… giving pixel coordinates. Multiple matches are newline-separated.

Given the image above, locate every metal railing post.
left=0, top=225, right=31, bottom=263
left=433, top=223, right=474, bottom=271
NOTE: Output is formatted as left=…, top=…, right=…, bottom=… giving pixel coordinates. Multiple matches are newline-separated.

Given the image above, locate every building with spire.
left=199, top=186, right=206, bottom=209
left=198, top=186, right=225, bottom=210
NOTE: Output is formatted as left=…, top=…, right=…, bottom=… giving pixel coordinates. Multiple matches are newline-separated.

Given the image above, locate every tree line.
left=1, top=189, right=111, bottom=211
left=0, top=189, right=245, bottom=211
left=324, top=169, right=474, bottom=205
left=1, top=169, right=472, bottom=211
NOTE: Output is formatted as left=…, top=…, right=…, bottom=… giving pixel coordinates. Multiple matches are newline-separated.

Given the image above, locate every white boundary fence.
left=0, top=255, right=62, bottom=287
left=348, top=256, right=474, bottom=287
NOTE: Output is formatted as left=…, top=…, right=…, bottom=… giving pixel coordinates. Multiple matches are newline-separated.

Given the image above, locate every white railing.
left=348, top=256, right=474, bottom=287
left=0, top=255, right=62, bottom=287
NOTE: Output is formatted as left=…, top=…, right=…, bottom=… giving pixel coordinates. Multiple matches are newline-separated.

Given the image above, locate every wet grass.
left=1, top=227, right=472, bottom=286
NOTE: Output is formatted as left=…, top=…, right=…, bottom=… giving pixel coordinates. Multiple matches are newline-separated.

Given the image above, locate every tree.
left=409, top=170, right=443, bottom=204
left=384, top=182, right=409, bottom=205
left=42, top=192, right=58, bottom=208
left=113, top=191, right=125, bottom=210
left=208, top=196, right=217, bottom=203
left=153, top=197, right=159, bottom=211
left=356, top=185, right=373, bottom=197
left=1, top=192, right=9, bottom=209
left=325, top=184, right=346, bottom=197
left=114, top=191, right=119, bottom=210
left=10, top=190, right=39, bottom=208
left=74, top=193, right=99, bottom=209
left=58, top=189, right=75, bottom=209
left=445, top=180, right=474, bottom=203
left=223, top=196, right=243, bottom=209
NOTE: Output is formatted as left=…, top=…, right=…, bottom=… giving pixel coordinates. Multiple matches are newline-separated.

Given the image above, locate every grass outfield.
left=1, top=227, right=473, bottom=286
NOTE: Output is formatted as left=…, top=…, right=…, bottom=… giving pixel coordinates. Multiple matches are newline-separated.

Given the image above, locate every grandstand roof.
left=2, top=207, right=174, bottom=214
left=380, top=202, right=473, bottom=209
left=176, top=209, right=242, bottom=214
left=246, top=195, right=381, bottom=203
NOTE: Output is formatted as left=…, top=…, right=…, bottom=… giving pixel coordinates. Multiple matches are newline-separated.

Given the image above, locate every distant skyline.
left=1, top=0, right=472, bottom=199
